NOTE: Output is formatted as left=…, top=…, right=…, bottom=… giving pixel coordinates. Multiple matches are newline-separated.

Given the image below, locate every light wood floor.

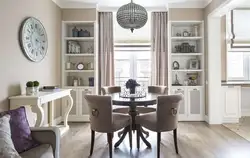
left=223, top=117, right=250, bottom=141
left=61, top=122, right=250, bottom=158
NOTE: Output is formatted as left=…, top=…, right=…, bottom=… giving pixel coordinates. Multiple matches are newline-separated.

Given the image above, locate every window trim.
left=114, top=44, right=151, bottom=86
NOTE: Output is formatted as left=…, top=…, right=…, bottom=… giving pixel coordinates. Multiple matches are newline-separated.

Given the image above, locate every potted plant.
left=125, top=79, right=140, bottom=94
left=26, top=81, right=34, bottom=95
left=33, top=81, right=40, bottom=94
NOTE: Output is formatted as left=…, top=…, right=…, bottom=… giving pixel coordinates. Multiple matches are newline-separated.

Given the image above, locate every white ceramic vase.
left=34, top=86, right=39, bottom=94
left=26, top=87, right=35, bottom=95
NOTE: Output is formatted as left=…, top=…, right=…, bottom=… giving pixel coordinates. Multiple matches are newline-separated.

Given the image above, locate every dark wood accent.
left=128, top=128, right=132, bottom=150
left=174, top=129, right=179, bottom=154
left=157, top=132, right=161, bottom=158
left=137, top=126, right=140, bottom=150
left=141, top=127, right=149, bottom=138
left=107, top=133, right=113, bottom=158
left=89, top=130, right=95, bottom=156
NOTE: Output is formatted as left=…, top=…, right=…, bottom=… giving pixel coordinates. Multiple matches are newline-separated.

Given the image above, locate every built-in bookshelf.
left=61, top=21, right=97, bottom=122
left=168, top=21, right=205, bottom=121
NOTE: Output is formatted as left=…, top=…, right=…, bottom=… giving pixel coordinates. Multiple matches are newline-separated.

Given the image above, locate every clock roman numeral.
left=28, top=43, right=31, bottom=48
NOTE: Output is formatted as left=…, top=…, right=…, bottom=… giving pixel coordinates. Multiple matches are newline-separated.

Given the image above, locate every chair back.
left=84, top=95, right=113, bottom=133
left=101, top=86, right=121, bottom=95
left=148, top=86, right=168, bottom=94
left=156, top=94, right=183, bottom=132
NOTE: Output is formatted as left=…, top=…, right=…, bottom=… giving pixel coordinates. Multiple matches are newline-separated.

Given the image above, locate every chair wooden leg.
left=136, top=127, right=140, bottom=150
left=89, top=130, right=95, bottom=156
left=107, top=133, right=113, bottom=158
left=128, top=128, right=132, bottom=150
left=157, top=132, right=161, bottom=158
left=173, top=129, right=179, bottom=154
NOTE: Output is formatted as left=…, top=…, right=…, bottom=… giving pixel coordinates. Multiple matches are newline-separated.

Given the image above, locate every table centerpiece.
left=125, top=79, right=140, bottom=94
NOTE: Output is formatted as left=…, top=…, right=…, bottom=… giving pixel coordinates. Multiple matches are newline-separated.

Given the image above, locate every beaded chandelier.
left=116, top=0, right=148, bottom=33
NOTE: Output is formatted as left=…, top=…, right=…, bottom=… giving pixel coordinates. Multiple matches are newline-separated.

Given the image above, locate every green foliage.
left=33, top=81, right=40, bottom=87
left=26, top=81, right=34, bottom=87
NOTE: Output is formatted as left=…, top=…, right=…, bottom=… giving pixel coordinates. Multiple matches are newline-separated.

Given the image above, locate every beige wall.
left=168, top=8, right=204, bottom=21
left=204, top=0, right=228, bottom=115
left=62, top=9, right=97, bottom=21
left=0, top=0, right=61, bottom=120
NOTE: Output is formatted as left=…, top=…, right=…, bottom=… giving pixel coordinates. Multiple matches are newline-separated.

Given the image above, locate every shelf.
left=171, top=37, right=203, bottom=40
left=171, top=86, right=203, bottom=88
left=65, top=54, right=94, bottom=56
left=171, top=53, right=202, bottom=56
left=64, top=37, right=94, bottom=41
left=64, top=86, right=95, bottom=89
left=172, top=69, right=203, bottom=72
left=65, top=70, right=94, bottom=73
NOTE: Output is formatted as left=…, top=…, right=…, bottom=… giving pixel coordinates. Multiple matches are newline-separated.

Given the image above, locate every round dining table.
left=110, top=92, right=158, bottom=149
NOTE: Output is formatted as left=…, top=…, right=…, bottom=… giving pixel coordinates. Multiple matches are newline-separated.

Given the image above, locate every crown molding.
left=52, top=0, right=212, bottom=9
left=97, top=6, right=168, bottom=12
left=168, top=0, right=212, bottom=8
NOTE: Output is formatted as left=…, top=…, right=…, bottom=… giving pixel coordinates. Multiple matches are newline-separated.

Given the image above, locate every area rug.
left=223, top=117, right=250, bottom=142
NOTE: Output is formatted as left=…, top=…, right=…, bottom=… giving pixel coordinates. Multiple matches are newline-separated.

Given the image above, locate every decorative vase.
left=72, top=26, right=79, bottom=37
left=129, top=87, right=136, bottom=94
left=89, top=77, right=94, bottom=86
left=26, top=87, right=35, bottom=95
left=34, top=86, right=39, bottom=94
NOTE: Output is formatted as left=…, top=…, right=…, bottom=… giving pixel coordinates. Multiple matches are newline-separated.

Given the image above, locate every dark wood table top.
left=109, top=93, right=158, bottom=106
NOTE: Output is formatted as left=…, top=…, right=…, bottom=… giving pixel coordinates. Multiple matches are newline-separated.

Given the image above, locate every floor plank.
left=61, top=122, right=250, bottom=158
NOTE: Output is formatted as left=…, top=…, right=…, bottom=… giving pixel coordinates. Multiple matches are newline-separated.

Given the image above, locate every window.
left=227, top=52, right=250, bottom=80
left=114, top=44, right=151, bottom=87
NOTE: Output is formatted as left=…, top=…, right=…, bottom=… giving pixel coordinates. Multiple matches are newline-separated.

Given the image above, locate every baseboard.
left=241, top=109, right=250, bottom=116
left=223, top=117, right=239, bottom=123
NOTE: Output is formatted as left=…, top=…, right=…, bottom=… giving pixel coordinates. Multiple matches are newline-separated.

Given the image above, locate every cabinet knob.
left=193, top=89, right=198, bottom=91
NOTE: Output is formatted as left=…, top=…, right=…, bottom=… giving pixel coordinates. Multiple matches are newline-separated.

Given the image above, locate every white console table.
left=9, top=89, right=73, bottom=136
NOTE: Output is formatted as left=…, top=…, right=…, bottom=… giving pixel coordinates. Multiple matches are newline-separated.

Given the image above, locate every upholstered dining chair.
left=101, top=86, right=168, bottom=138
left=135, top=94, right=183, bottom=158
left=85, top=95, right=132, bottom=158
left=101, top=86, right=129, bottom=113
left=101, top=86, right=168, bottom=114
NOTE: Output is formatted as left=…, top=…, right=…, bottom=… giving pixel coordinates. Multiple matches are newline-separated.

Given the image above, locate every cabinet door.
left=222, top=86, right=241, bottom=121
left=79, top=88, right=94, bottom=116
left=65, top=89, right=78, bottom=116
left=187, top=87, right=204, bottom=120
left=171, top=87, right=187, bottom=120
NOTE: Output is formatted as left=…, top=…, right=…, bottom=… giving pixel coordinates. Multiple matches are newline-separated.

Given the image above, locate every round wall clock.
left=19, top=17, right=48, bottom=62
left=76, top=63, right=84, bottom=70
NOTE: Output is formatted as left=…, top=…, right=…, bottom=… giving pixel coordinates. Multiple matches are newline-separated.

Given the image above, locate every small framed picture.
left=189, top=59, right=199, bottom=69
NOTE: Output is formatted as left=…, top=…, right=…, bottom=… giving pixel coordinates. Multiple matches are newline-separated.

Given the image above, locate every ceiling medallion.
left=116, top=0, right=148, bottom=33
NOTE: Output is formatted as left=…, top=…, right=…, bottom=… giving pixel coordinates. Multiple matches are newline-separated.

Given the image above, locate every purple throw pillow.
left=0, top=106, right=39, bottom=153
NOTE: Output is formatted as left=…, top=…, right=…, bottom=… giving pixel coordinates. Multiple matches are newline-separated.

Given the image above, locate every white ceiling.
left=53, top=0, right=212, bottom=9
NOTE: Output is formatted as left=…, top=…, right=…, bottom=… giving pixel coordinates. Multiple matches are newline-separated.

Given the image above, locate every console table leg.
left=32, top=105, right=44, bottom=127
left=48, top=101, right=54, bottom=126
left=64, top=95, right=73, bottom=127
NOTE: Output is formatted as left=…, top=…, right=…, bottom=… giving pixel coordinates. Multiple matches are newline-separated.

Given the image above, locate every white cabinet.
left=171, top=87, right=204, bottom=121
left=63, top=88, right=94, bottom=122
left=221, top=86, right=241, bottom=123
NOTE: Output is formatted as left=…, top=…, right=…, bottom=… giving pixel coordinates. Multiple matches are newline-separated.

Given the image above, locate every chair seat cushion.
left=112, top=106, right=129, bottom=114
left=112, top=113, right=131, bottom=131
left=135, top=112, right=157, bottom=131
left=20, top=144, right=53, bottom=158
left=137, top=107, right=156, bottom=114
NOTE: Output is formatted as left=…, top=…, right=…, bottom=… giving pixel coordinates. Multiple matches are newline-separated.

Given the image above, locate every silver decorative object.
left=116, top=0, right=148, bottom=33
